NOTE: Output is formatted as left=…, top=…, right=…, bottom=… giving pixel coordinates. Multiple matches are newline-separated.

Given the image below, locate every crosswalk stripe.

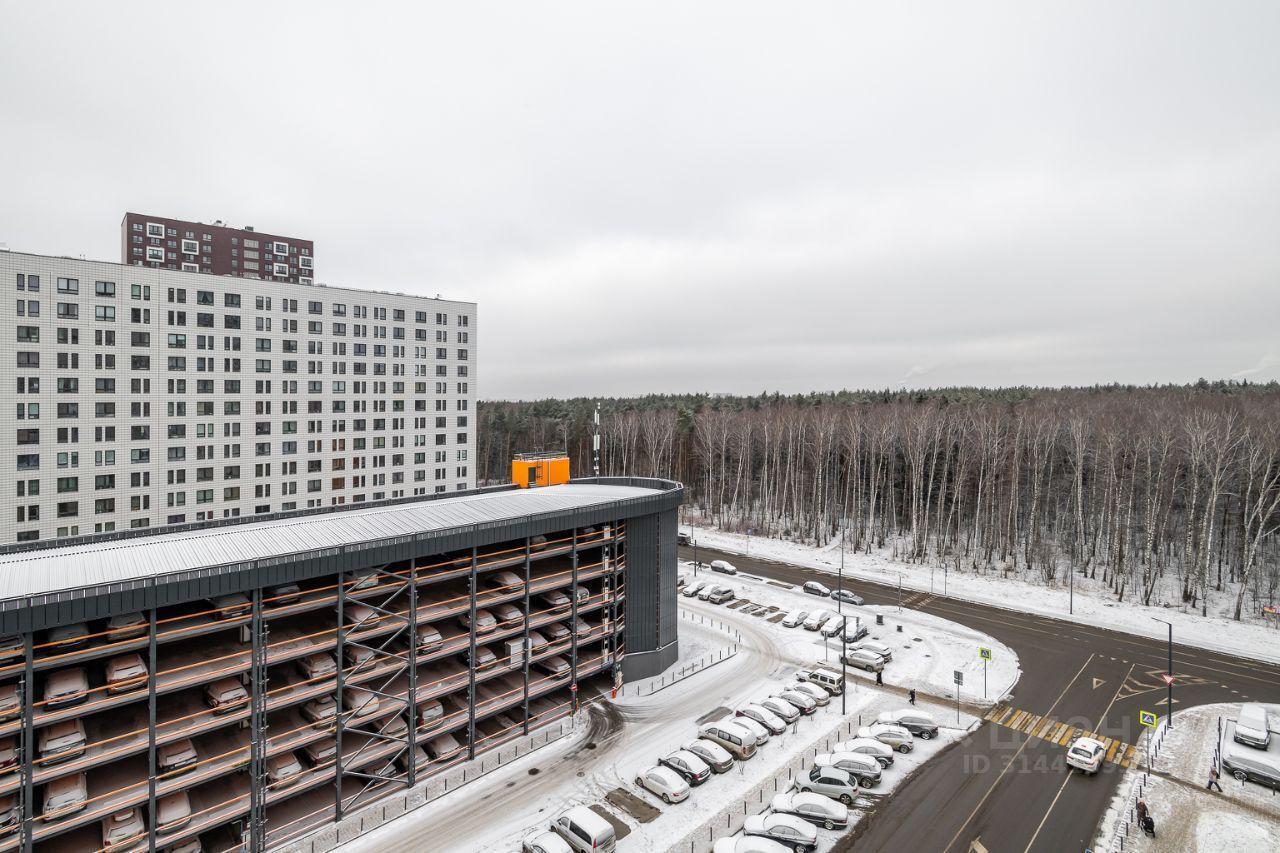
left=997, top=707, right=1017, bottom=726
left=986, top=704, right=1137, bottom=768
left=1105, top=740, right=1122, bottom=763
left=1009, top=710, right=1029, bottom=729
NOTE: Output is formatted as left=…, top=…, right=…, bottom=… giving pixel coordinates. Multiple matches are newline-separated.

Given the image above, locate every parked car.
left=157, top=738, right=198, bottom=776
left=344, top=644, right=378, bottom=670
left=530, top=535, right=549, bottom=551
left=0, top=685, right=17, bottom=723
left=734, top=714, right=773, bottom=745
left=302, top=694, right=337, bottom=728
left=266, top=583, right=302, bottom=607
left=156, top=791, right=193, bottom=831
left=710, top=560, right=738, bottom=575
left=848, top=639, right=894, bottom=662
left=266, top=752, right=305, bottom=787
left=526, top=630, right=550, bottom=653
left=832, top=737, right=894, bottom=767
left=659, top=750, right=711, bottom=785
left=538, top=590, right=572, bottom=615
left=801, top=581, right=830, bottom=598
left=0, top=737, right=17, bottom=774
left=485, top=571, right=524, bottom=594
left=534, top=655, right=571, bottom=678
left=0, top=795, right=15, bottom=836
left=829, top=589, right=864, bottom=606
left=207, top=593, right=251, bottom=619
left=493, top=602, right=524, bottom=628
left=738, top=703, right=787, bottom=734
left=1222, top=734, right=1280, bottom=788
left=840, top=621, right=870, bottom=643
left=841, top=649, right=885, bottom=673
left=343, top=603, right=378, bottom=630
left=343, top=570, right=378, bottom=591
left=760, top=696, right=801, bottom=725
left=785, top=682, right=830, bottom=707
left=743, top=813, right=818, bottom=852
left=101, top=807, right=145, bottom=849
left=813, top=752, right=882, bottom=787
left=463, top=645, right=499, bottom=671
left=795, top=764, right=859, bottom=804
left=343, top=687, right=383, bottom=720
left=459, top=608, right=498, bottom=635
left=699, top=721, right=758, bottom=760
left=635, top=765, right=689, bottom=803
left=684, top=738, right=734, bottom=773
left=204, top=678, right=249, bottom=714
left=42, top=773, right=87, bottom=820
left=677, top=532, right=692, bottom=547
left=877, top=709, right=939, bottom=739
left=802, top=610, right=831, bottom=631
left=297, top=653, right=338, bottom=681
left=682, top=580, right=709, bottom=598
left=819, top=618, right=847, bottom=639
left=105, top=613, right=147, bottom=641
left=426, top=732, right=463, bottom=761
left=396, top=745, right=429, bottom=773
left=415, top=623, right=444, bottom=653
left=542, top=622, right=572, bottom=643
left=701, top=585, right=735, bottom=604
left=167, top=841, right=203, bottom=853
left=795, top=668, right=844, bottom=695
left=38, top=719, right=87, bottom=764
left=1065, top=737, right=1106, bottom=775
left=859, top=723, right=914, bottom=753
left=774, top=690, right=817, bottom=715
left=522, top=830, right=574, bottom=853
left=46, top=623, right=91, bottom=651
left=43, top=667, right=89, bottom=707
left=1234, top=703, right=1272, bottom=749
left=550, top=804, right=617, bottom=853
left=712, top=840, right=791, bottom=853
left=417, top=698, right=445, bottom=728
left=105, top=654, right=148, bottom=694
left=780, top=610, right=808, bottom=628
left=770, top=791, right=849, bottom=830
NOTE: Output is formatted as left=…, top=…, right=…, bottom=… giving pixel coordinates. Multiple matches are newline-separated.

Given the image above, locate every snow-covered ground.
left=683, top=525, right=1280, bottom=664
left=679, top=560, right=1020, bottom=705
left=1094, top=703, right=1280, bottom=852
left=335, top=585, right=1013, bottom=853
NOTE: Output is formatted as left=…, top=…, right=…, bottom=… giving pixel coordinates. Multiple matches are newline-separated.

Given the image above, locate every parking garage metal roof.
left=0, top=482, right=667, bottom=602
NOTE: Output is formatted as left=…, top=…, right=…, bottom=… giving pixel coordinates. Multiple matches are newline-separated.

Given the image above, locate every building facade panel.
left=120, top=213, right=317, bottom=284
left=1, top=251, right=476, bottom=546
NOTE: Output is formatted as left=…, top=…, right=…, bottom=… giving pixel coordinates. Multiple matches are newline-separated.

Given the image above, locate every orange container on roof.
left=512, top=453, right=570, bottom=488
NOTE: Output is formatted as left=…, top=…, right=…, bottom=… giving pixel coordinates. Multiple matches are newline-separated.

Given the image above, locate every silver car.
left=796, top=765, right=859, bottom=804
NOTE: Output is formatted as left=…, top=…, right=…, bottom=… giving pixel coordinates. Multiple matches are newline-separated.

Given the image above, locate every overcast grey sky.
left=2, top=2, right=1277, bottom=399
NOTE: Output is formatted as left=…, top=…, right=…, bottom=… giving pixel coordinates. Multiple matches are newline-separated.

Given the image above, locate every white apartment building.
left=0, top=250, right=476, bottom=546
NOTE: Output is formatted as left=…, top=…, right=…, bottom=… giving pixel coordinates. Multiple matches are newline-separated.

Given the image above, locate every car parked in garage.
left=105, top=612, right=147, bottom=641
left=41, top=773, right=87, bottom=820
left=205, top=678, right=249, bottom=714
left=158, top=738, right=199, bottom=776
left=43, top=667, right=89, bottom=707
left=38, top=719, right=86, bottom=764
left=105, top=654, right=148, bottom=694
left=101, top=806, right=145, bottom=849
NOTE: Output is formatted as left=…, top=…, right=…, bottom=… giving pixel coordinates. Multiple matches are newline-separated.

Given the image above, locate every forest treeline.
left=478, top=383, right=1280, bottom=620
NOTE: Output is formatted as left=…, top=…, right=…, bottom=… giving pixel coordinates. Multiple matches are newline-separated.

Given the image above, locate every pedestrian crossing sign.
left=1139, top=710, right=1158, bottom=728
left=979, top=647, right=992, bottom=661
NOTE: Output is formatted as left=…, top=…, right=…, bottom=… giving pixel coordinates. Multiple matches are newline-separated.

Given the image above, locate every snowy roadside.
left=683, top=526, right=1280, bottom=665
left=679, top=561, right=1021, bottom=705
left=1094, top=703, right=1280, bottom=852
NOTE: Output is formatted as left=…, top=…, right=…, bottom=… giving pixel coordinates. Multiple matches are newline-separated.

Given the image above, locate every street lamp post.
left=1153, top=617, right=1174, bottom=728
left=837, top=522, right=846, bottom=616
left=693, top=539, right=698, bottom=577
left=841, top=614, right=847, bottom=715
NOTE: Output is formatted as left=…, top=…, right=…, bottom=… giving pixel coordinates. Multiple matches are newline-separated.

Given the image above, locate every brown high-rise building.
left=120, top=211, right=315, bottom=284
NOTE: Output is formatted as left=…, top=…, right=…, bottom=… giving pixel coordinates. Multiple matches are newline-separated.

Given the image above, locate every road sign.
left=1161, top=674, right=1175, bottom=686
left=954, top=670, right=964, bottom=685
left=978, top=647, right=992, bottom=661
left=1139, top=710, right=1158, bottom=728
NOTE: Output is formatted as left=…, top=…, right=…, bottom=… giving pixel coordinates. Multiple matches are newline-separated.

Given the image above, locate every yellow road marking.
left=985, top=705, right=1136, bottom=768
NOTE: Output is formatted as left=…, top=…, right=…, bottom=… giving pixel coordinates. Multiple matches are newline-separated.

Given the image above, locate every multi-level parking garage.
left=0, top=477, right=681, bottom=853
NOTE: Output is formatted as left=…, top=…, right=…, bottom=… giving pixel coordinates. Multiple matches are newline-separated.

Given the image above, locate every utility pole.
left=837, top=521, right=845, bottom=616
left=897, top=573, right=902, bottom=613
left=1153, top=617, right=1174, bottom=728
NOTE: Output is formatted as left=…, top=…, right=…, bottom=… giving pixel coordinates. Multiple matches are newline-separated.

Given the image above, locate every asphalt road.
left=679, top=544, right=1280, bottom=853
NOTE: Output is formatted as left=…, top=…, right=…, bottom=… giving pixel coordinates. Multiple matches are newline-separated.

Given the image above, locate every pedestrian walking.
left=1207, top=767, right=1223, bottom=792
left=1136, top=799, right=1148, bottom=825
left=908, top=689, right=916, bottom=705
left=875, top=670, right=883, bottom=686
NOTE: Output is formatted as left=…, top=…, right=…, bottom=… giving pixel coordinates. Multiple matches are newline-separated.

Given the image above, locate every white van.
left=699, top=721, right=758, bottom=760
left=551, top=804, right=617, bottom=853
left=1234, top=704, right=1272, bottom=749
